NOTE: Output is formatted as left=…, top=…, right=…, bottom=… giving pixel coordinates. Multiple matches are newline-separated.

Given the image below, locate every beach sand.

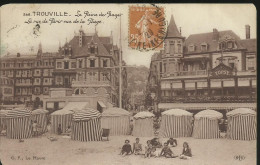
left=0, top=134, right=256, bottom=165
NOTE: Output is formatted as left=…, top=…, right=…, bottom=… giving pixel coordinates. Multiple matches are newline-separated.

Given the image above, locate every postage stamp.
left=128, top=5, right=167, bottom=51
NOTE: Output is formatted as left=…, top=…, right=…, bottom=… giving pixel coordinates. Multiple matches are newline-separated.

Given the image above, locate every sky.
left=0, top=4, right=256, bottom=67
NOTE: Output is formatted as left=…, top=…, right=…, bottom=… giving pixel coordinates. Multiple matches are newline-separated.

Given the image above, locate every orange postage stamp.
left=128, top=5, right=167, bottom=51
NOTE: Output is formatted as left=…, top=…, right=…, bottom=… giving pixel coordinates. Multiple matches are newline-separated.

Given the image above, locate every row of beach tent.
left=0, top=106, right=256, bottom=141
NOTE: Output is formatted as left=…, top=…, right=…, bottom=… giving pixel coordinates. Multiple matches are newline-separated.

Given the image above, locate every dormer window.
left=188, top=44, right=195, bottom=52
left=201, top=43, right=208, bottom=51
left=90, top=46, right=95, bottom=54
left=227, top=41, right=233, bottom=49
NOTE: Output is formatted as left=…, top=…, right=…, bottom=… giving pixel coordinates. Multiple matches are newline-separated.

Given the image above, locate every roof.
left=32, top=109, right=49, bottom=114
left=0, top=110, right=11, bottom=118
left=162, top=109, right=193, bottom=116
left=184, top=30, right=243, bottom=54
left=73, top=108, right=101, bottom=121
left=158, top=103, right=256, bottom=110
left=65, top=33, right=112, bottom=57
left=6, top=109, right=32, bottom=118
left=51, top=109, right=74, bottom=115
left=102, top=107, right=130, bottom=117
left=237, top=39, right=257, bottom=52
left=195, top=109, right=223, bottom=119
left=134, top=111, right=155, bottom=119
left=166, top=15, right=182, bottom=38
left=227, top=108, right=256, bottom=116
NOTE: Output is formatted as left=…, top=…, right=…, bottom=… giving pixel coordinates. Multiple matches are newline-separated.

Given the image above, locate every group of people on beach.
left=120, top=137, right=192, bottom=159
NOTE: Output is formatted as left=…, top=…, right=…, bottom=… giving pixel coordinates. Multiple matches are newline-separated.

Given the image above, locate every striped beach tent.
left=226, top=108, right=256, bottom=141
left=32, top=109, right=49, bottom=133
left=101, top=107, right=131, bottom=135
left=6, top=109, right=32, bottom=139
left=193, top=109, right=223, bottom=139
left=50, top=109, right=74, bottom=134
left=71, top=108, right=102, bottom=142
left=133, top=111, right=155, bottom=137
left=0, top=110, right=10, bottom=127
left=160, top=109, right=193, bottom=138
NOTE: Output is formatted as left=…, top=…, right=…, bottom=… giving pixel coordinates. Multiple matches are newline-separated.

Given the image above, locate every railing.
left=162, top=70, right=207, bottom=78
left=161, top=95, right=256, bottom=103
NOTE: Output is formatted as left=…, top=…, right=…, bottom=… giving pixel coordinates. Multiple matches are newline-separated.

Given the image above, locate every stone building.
left=147, top=15, right=256, bottom=112
left=0, top=26, right=128, bottom=110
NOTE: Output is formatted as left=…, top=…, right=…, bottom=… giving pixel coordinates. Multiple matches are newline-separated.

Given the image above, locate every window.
left=102, top=73, right=108, bottom=81
left=201, top=43, right=207, bottom=51
left=64, top=61, right=69, bottom=69
left=79, top=60, right=82, bottom=68
left=90, top=60, right=95, bottom=67
left=44, top=79, right=48, bottom=83
left=90, top=46, right=95, bottom=53
left=188, top=44, right=195, bottom=52
left=227, top=41, right=233, bottom=49
left=45, top=62, right=48, bottom=66
left=103, top=60, right=108, bottom=67
left=57, top=62, right=62, bottom=68
left=160, top=62, right=162, bottom=73
left=247, top=56, right=256, bottom=70
left=164, top=63, right=167, bottom=72
left=169, top=43, right=175, bottom=54
left=177, top=44, right=182, bottom=53
left=71, top=62, right=76, bottom=68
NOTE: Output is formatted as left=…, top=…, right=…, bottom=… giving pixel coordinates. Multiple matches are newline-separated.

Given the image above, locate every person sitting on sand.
left=180, top=142, right=192, bottom=159
left=166, top=138, right=177, bottom=147
left=150, top=137, right=162, bottom=148
left=57, top=124, right=62, bottom=135
left=160, top=142, right=178, bottom=158
left=120, top=140, right=132, bottom=156
left=133, top=138, right=142, bottom=155
left=145, top=140, right=156, bottom=158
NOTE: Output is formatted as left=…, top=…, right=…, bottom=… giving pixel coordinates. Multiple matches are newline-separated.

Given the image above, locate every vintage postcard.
left=0, top=3, right=257, bottom=165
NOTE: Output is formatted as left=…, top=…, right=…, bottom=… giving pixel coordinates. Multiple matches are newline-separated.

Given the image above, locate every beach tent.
left=50, top=102, right=88, bottom=134
left=62, top=102, right=89, bottom=111
left=226, top=108, right=256, bottom=140
left=71, top=108, right=102, bottom=142
left=160, top=109, right=193, bottom=138
left=133, top=111, right=155, bottom=137
left=193, top=109, right=223, bottom=139
left=0, top=110, right=10, bottom=127
left=6, top=109, right=32, bottom=139
left=32, top=109, right=49, bottom=133
left=101, top=107, right=131, bottom=135
left=50, top=109, right=73, bottom=134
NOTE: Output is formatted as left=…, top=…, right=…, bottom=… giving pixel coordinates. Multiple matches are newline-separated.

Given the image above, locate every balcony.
left=71, top=80, right=111, bottom=87
left=162, top=70, right=207, bottom=78
left=161, top=95, right=256, bottom=103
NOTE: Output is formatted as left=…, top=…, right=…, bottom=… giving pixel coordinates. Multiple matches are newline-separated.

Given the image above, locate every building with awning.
left=146, top=14, right=256, bottom=115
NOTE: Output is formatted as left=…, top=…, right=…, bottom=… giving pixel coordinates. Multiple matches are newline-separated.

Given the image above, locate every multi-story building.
left=0, top=77, right=14, bottom=102
left=147, top=15, right=256, bottom=113
left=0, top=47, right=55, bottom=104
left=0, top=26, right=127, bottom=110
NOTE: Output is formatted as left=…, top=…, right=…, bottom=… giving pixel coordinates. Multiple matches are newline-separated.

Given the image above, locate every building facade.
left=0, top=27, right=127, bottom=110
left=147, top=15, right=256, bottom=112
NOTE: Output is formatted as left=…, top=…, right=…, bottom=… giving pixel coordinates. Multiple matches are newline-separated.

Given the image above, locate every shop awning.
left=158, top=103, right=256, bottom=111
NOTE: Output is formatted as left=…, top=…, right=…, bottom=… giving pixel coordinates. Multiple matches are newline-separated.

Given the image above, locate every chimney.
left=245, top=25, right=250, bottom=39
left=212, top=28, right=219, bottom=41
left=17, top=53, right=20, bottom=57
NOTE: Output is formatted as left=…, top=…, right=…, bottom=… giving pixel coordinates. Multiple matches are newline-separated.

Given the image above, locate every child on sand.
left=133, top=138, right=142, bottom=155
left=145, top=140, right=156, bottom=158
left=160, top=142, right=178, bottom=158
left=57, top=124, right=62, bottom=135
left=180, top=142, right=192, bottom=159
left=32, top=120, right=38, bottom=137
left=120, top=140, right=132, bottom=156
left=166, top=138, right=177, bottom=147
